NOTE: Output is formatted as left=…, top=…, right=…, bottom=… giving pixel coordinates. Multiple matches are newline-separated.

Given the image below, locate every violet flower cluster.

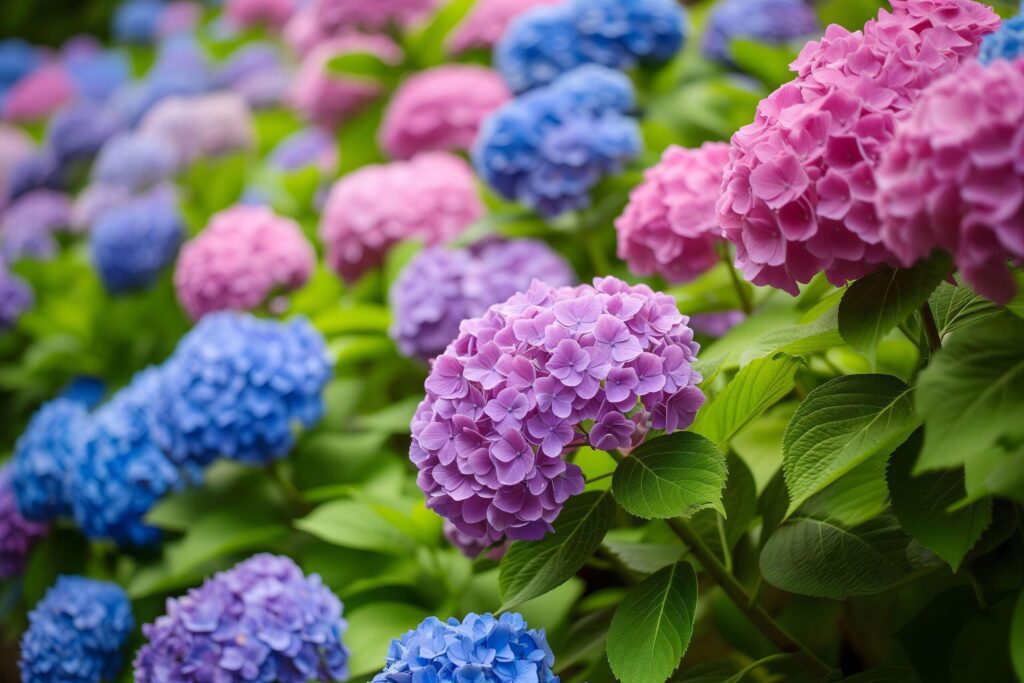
left=92, top=131, right=177, bottom=192
left=0, top=264, right=33, bottom=329
left=134, top=553, right=349, bottom=683
left=390, top=239, right=575, bottom=362
left=45, top=101, right=121, bottom=165
left=716, top=0, right=1000, bottom=295
left=0, top=124, right=33, bottom=209
left=702, top=0, right=819, bottom=65
left=448, top=0, right=561, bottom=55
left=0, top=464, right=49, bottom=580
left=411, top=276, right=704, bottom=544
left=0, top=190, right=71, bottom=263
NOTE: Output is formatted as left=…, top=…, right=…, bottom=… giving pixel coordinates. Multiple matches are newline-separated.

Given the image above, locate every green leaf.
left=961, top=442, right=1024, bottom=506
left=739, top=307, right=843, bottom=366
left=1012, top=591, right=1024, bottom=680
left=326, top=51, right=394, bottom=83
left=783, top=374, right=918, bottom=515
left=355, top=396, right=423, bottom=433
left=313, top=305, right=391, bottom=337
left=346, top=602, right=429, bottom=678
left=729, top=39, right=799, bottom=88
left=915, top=313, right=1024, bottom=472
left=691, top=355, right=802, bottom=447
left=759, top=515, right=913, bottom=599
left=928, top=280, right=1002, bottom=338
left=295, top=499, right=419, bottom=555
left=612, top=432, right=728, bottom=520
left=603, top=536, right=684, bottom=575
left=840, top=668, right=921, bottom=682
left=689, top=453, right=759, bottom=560
left=837, top=253, right=951, bottom=355
left=606, top=562, right=698, bottom=683
left=800, top=449, right=890, bottom=527
left=499, top=490, right=615, bottom=609
left=889, top=431, right=992, bottom=571
left=165, top=508, right=288, bottom=576
left=675, top=662, right=742, bottom=682
left=405, top=0, right=477, bottom=67
left=818, top=0, right=887, bottom=30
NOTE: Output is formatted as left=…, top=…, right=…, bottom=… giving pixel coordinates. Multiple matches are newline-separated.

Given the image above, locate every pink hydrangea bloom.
left=288, top=35, right=402, bottom=129
left=380, top=65, right=511, bottom=160
left=412, top=276, right=704, bottom=543
left=139, top=93, right=255, bottom=167
left=0, top=125, right=33, bottom=210
left=877, top=58, right=1024, bottom=305
left=226, top=0, right=297, bottom=29
left=311, top=0, right=438, bottom=32
left=448, top=0, right=562, bottom=54
left=3, top=65, right=76, bottom=123
left=717, top=0, right=999, bottom=295
left=320, top=152, right=483, bottom=283
left=283, top=5, right=329, bottom=58
left=616, top=142, right=730, bottom=283
left=175, top=205, right=315, bottom=320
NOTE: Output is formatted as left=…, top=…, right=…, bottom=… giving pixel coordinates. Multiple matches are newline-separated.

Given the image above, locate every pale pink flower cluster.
left=447, top=0, right=562, bottom=55
left=139, top=93, right=255, bottom=168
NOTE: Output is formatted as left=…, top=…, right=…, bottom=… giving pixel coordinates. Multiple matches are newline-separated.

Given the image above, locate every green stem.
left=585, top=471, right=614, bottom=485
left=270, top=460, right=312, bottom=516
left=720, top=245, right=754, bottom=315
left=920, top=302, right=942, bottom=355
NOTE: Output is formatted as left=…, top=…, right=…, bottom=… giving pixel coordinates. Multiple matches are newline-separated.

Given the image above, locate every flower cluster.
left=134, top=554, right=349, bottom=683
left=4, top=64, right=76, bottom=122
left=175, top=205, right=315, bottom=320
left=139, top=92, right=255, bottom=168
left=474, top=65, right=641, bottom=217
left=227, top=0, right=297, bottom=29
left=216, top=43, right=291, bottom=109
left=7, top=150, right=64, bottom=201
left=155, top=312, right=332, bottom=466
left=380, top=65, right=510, bottom=160
left=616, top=142, right=730, bottom=283
left=702, top=0, right=819, bottom=64
left=20, top=576, right=133, bottom=683
left=269, top=127, right=338, bottom=174
left=876, top=58, right=1024, bottom=305
left=979, top=14, right=1024, bottom=65
left=62, top=40, right=130, bottom=103
left=412, top=276, right=704, bottom=543
left=496, top=0, right=686, bottom=93
left=717, top=0, right=1000, bottom=295
left=11, top=398, right=90, bottom=521
left=320, top=151, right=483, bottom=282
left=92, top=131, right=176, bottom=192
left=390, top=239, right=575, bottom=361
left=372, top=612, right=558, bottom=683
left=112, top=0, right=164, bottom=44
left=0, top=464, right=48, bottom=580
left=311, top=0, right=437, bottom=32
left=0, top=38, right=40, bottom=94
left=0, top=265, right=33, bottom=328
left=45, top=101, right=120, bottom=165
left=0, top=124, right=33, bottom=208
left=448, top=0, right=561, bottom=55
left=1, top=190, right=71, bottom=262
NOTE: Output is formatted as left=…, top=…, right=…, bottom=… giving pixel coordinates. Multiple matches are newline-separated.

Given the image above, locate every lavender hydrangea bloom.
left=46, top=102, right=121, bottom=165
left=979, top=14, right=1024, bottom=65
left=19, top=576, right=133, bottom=683
left=155, top=312, right=332, bottom=466
left=702, top=0, right=820, bottom=64
left=0, top=265, right=33, bottom=328
left=0, top=190, right=71, bottom=263
left=11, top=398, right=91, bottom=521
left=372, top=612, right=558, bottom=683
left=0, top=465, right=48, bottom=580
left=134, top=554, right=349, bottom=683
left=269, top=127, right=338, bottom=173
left=64, top=48, right=131, bottom=103
left=390, top=239, right=575, bottom=361
left=93, top=132, right=177, bottom=192
left=412, top=276, right=704, bottom=543
left=6, top=150, right=65, bottom=201
left=89, top=193, right=184, bottom=293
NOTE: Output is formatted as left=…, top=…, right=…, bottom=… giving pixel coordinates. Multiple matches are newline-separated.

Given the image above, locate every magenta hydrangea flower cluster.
left=616, top=142, right=730, bottom=283
left=448, top=0, right=561, bottom=55
left=717, top=0, right=999, bottom=295
left=311, top=0, right=437, bottom=32
left=175, top=205, right=315, bottom=321
left=411, top=276, right=704, bottom=544
left=320, top=151, right=484, bottom=283
left=226, top=0, right=297, bottom=30
left=876, top=58, right=1024, bottom=305
left=380, top=65, right=510, bottom=160
left=0, top=464, right=49, bottom=580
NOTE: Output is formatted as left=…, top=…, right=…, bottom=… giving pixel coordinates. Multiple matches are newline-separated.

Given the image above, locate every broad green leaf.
left=818, top=0, right=887, bottom=30
left=603, top=537, right=684, bottom=575
left=1012, top=591, right=1024, bottom=680
left=889, top=431, right=992, bottom=571
left=689, top=453, right=758, bottom=560
left=928, top=280, right=1002, bottom=338
left=783, top=374, right=918, bottom=515
left=606, top=562, right=698, bottom=683
left=729, top=39, right=799, bottom=88
left=313, top=305, right=391, bottom=336
left=295, top=499, right=418, bottom=555
left=405, top=0, right=477, bottom=67
left=499, top=490, right=615, bottom=609
left=326, top=52, right=394, bottom=82
left=612, top=432, right=728, bottom=520
left=800, top=449, right=890, bottom=526
left=837, top=253, right=951, bottom=355
left=739, top=307, right=843, bottom=366
left=355, top=396, right=423, bottom=433
left=165, top=508, right=288, bottom=576
left=760, top=515, right=913, bottom=599
left=915, top=313, right=1024, bottom=472
left=346, top=602, right=429, bottom=677
left=691, top=355, right=802, bottom=447
left=961, top=442, right=1024, bottom=507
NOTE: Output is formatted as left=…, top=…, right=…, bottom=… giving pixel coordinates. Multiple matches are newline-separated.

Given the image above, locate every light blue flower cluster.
left=702, top=0, right=820, bottom=64
left=64, top=48, right=131, bottom=103
left=979, top=14, right=1024, bottom=65
left=89, top=191, right=183, bottom=293
left=372, top=612, right=559, bottom=683
left=112, top=0, right=165, bottom=44
left=496, top=0, right=687, bottom=93
left=474, top=65, right=641, bottom=217
left=20, top=576, right=133, bottom=683
left=92, top=132, right=177, bottom=191
left=0, top=38, right=40, bottom=101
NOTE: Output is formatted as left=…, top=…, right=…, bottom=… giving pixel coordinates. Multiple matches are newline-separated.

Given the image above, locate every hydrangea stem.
left=920, top=302, right=942, bottom=354
left=719, top=244, right=753, bottom=315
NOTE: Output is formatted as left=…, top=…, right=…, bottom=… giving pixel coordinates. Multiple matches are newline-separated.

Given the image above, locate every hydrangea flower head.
left=1, top=190, right=71, bottom=262
left=93, top=132, right=177, bottom=192
left=227, top=0, right=297, bottom=29
left=371, top=612, right=557, bottom=683
left=6, top=149, right=65, bottom=201
left=474, top=64, right=641, bottom=217
left=269, top=127, right=338, bottom=173
left=60, top=375, right=107, bottom=408
left=0, top=464, right=48, bottom=580
left=0, top=124, right=33, bottom=208
left=140, top=93, right=255, bottom=168
left=12, top=398, right=91, bottom=521
left=717, top=0, right=1000, bottom=295
left=63, top=46, right=131, bottom=103
left=0, top=38, right=41, bottom=91
left=3, top=64, right=76, bottom=122
left=156, top=312, right=332, bottom=466
left=46, top=101, right=121, bottom=165
left=979, top=14, right=1024, bottom=65
left=876, top=57, right=1024, bottom=305
left=380, top=65, right=511, bottom=160
left=617, top=142, right=730, bottom=283
left=112, top=0, right=164, bottom=44
left=448, top=0, right=561, bottom=55
left=216, top=43, right=291, bottom=109
left=156, top=1, right=203, bottom=38
left=321, top=151, right=483, bottom=282
left=412, top=276, right=704, bottom=543
left=20, top=576, right=133, bottom=683
left=90, top=192, right=184, bottom=294
left=312, top=0, right=437, bottom=32
left=391, top=239, right=575, bottom=361
left=175, top=205, right=315, bottom=320
left=134, top=553, right=349, bottom=683
left=703, top=0, right=820, bottom=64
left=0, top=265, right=33, bottom=329
left=71, top=183, right=133, bottom=231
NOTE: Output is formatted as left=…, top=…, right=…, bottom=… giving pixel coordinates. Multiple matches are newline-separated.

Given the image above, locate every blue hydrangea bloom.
left=20, top=576, right=133, bottom=683
left=112, top=0, right=165, bottom=44
left=64, top=49, right=131, bottom=103
left=0, top=38, right=40, bottom=90
left=11, top=398, right=91, bottom=521
left=372, top=613, right=559, bottom=683
left=979, top=15, right=1024, bottom=65
left=60, top=376, right=107, bottom=408
left=46, top=102, right=121, bottom=165
left=6, top=151, right=65, bottom=201
left=497, top=0, right=686, bottom=92
left=702, top=0, right=820, bottom=64
left=92, top=132, right=176, bottom=191
left=89, top=193, right=183, bottom=293
left=0, top=266, right=33, bottom=329
left=474, top=65, right=641, bottom=217
left=156, top=312, right=333, bottom=466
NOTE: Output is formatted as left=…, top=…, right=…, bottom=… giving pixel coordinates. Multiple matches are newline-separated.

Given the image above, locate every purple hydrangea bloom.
left=372, top=612, right=558, bottom=683
left=0, top=464, right=48, bottom=580
left=19, top=576, right=133, bottom=683
left=92, top=132, right=177, bottom=191
left=6, top=150, right=65, bottom=201
left=689, top=310, right=745, bottom=338
left=215, top=43, right=291, bottom=108
left=0, top=190, right=71, bottom=263
left=89, top=192, right=184, bottom=293
left=702, top=0, right=820, bottom=65
left=269, top=127, right=338, bottom=173
left=46, top=102, right=121, bottom=165
left=134, top=554, right=349, bottom=683
left=0, top=265, right=33, bottom=328
left=390, top=239, right=575, bottom=361
left=412, top=276, right=704, bottom=544
left=11, top=398, right=91, bottom=521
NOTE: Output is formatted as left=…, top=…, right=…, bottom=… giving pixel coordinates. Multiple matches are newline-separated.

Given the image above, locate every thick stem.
left=920, top=302, right=942, bottom=355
